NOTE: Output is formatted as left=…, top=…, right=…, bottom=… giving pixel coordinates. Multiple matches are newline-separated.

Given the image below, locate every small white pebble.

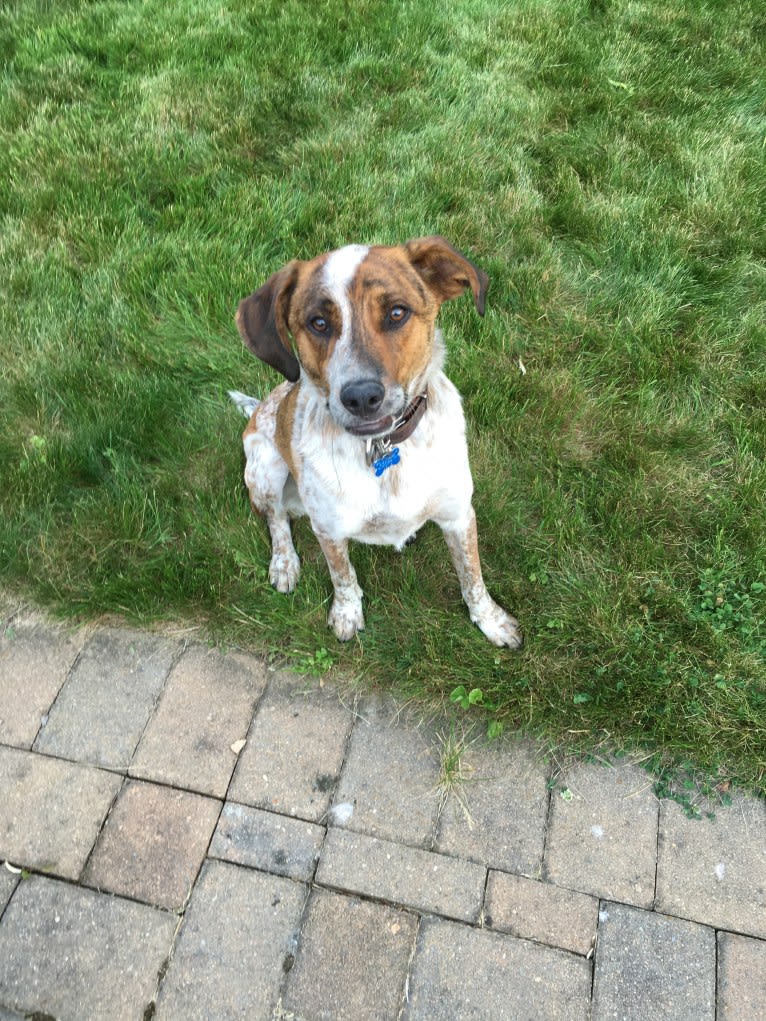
left=330, top=802, right=354, bottom=825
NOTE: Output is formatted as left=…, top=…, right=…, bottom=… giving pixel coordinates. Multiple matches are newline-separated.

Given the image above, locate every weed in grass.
left=450, top=683, right=506, bottom=740
left=297, top=647, right=335, bottom=678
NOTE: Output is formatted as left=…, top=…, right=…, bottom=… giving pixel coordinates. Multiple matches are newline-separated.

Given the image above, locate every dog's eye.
left=309, top=316, right=329, bottom=335
left=387, top=305, right=410, bottom=327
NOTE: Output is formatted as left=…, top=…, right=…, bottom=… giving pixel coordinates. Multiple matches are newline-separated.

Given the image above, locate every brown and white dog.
left=230, top=236, right=522, bottom=648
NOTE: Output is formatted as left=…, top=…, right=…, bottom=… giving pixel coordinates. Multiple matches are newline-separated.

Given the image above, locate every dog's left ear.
left=405, top=236, right=489, bottom=316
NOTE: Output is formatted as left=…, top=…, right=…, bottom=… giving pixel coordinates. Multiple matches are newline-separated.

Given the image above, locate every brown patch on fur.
left=404, top=236, right=488, bottom=314
left=274, top=383, right=301, bottom=481
left=282, top=256, right=337, bottom=394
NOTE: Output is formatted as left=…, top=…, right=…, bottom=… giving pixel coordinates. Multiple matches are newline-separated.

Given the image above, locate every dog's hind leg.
left=440, top=509, right=522, bottom=649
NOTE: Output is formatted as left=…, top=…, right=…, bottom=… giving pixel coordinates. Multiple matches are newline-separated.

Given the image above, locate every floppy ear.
left=235, top=262, right=301, bottom=382
left=405, top=236, right=489, bottom=316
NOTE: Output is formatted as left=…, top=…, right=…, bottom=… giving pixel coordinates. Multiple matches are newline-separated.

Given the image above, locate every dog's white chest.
left=296, top=385, right=473, bottom=548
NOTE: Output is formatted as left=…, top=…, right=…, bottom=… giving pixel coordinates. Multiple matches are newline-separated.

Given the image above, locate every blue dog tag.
left=372, top=447, right=400, bottom=476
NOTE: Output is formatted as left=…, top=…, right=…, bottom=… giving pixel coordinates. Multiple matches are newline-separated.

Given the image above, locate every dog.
left=230, top=236, right=522, bottom=648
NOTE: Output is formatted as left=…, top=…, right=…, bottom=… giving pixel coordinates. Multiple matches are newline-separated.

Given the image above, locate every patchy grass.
left=1, top=0, right=765, bottom=792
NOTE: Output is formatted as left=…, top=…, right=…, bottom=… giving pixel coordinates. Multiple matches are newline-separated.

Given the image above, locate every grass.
left=1, top=0, right=765, bottom=793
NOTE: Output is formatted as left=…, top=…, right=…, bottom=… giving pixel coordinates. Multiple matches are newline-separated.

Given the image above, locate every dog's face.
left=236, top=236, right=488, bottom=437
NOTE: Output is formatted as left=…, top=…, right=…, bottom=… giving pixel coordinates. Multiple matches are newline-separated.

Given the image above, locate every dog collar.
left=365, top=390, right=428, bottom=475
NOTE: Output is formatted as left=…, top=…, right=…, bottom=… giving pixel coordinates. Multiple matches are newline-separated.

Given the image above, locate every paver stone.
left=403, top=916, right=591, bottom=1020
left=229, top=669, right=354, bottom=821
left=0, top=612, right=86, bottom=748
left=545, top=761, right=659, bottom=906
left=485, top=870, right=599, bottom=956
left=331, top=695, right=442, bottom=847
left=435, top=737, right=549, bottom=873
left=283, top=888, right=417, bottom=1021
left=209, top=801, right=324, bottom=881
left=317, top=826, right=485, bottom=922
left=656, top=794, right=766, bottom=937
left=33, top=627, right=177, bottom=769
left=0, top=876, right=177, bottom=1021
left=0, top=746, right=121, bottom=879
left=131, top=643, right=266, bottom=797
left=155, top=860, right=306, bottom=1021
left=83, top=779, right=222, bottom=910
left=592, top=902, right=715, bottom=1021
left=717, top=932, right=766, bottom=1021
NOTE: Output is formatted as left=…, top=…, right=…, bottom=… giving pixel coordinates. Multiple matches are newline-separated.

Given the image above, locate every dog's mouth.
left=344, top=413, right=398, bottom=438
left=343, top=391, right=429, bottom=442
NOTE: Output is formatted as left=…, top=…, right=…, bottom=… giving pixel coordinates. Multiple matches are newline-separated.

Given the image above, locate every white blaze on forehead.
left=322, top=244, right=369, bottom=343
left=323, top=243, right=369, bottom=295
left=321, top=244, right=377, bottom=417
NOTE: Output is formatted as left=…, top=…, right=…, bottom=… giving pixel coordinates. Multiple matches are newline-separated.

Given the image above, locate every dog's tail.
left=228, top=390, right=260, bottom=418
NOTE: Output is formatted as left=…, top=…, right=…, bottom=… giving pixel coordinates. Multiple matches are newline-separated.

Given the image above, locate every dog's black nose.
left=340, top=379, right=385, bottom=418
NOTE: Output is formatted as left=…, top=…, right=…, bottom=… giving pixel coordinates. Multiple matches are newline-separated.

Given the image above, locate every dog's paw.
left=269, top=550, right=300, bottom=593
left=472, top=601, right=523, bottom=650
left=328, top=598, right=365, bottom=642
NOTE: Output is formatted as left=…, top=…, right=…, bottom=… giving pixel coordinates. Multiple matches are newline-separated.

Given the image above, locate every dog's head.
left=235, top=236, right=488, bottom=437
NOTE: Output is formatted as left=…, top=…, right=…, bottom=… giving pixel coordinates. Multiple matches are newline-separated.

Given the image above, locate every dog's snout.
left=340, top=379, right=385, bottom=419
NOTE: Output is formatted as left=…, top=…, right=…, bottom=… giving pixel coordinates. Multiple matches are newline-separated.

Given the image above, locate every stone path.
left=0, top=606, right=765, bottom=1020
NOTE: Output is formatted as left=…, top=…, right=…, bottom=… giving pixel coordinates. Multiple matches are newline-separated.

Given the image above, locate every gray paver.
left=435, top=737, right=549, bottom=873
left=592, top=902, right=715, bottom=1021
left=283, top=888, right=417, bottom=1021
left=210, top=801, right=324, bottom=881
left=331, top=695, right=442, bottom=847
left=0, top=746, right=121, bottom=879
left=403, top=916, right=592, bottom=1020
left=83, top=779, right=222, bottom=910
left=0, top=1007, right=25, bottom=1021
left=317, top=826, right=485, bottom=922
left=656, top=794, right=766, bottom=938
left=229, top=669, right=354, bottom=821
left=0, top=875, right=177, bottom=1021
left=130, top=643, right=266, bottom=797
left=155, top=860, right=306, bottom=1021
left=717, top=932, right=766, bottom=1021
left=0, top=612, right=86, bottom=748
left=485, top=870, right=599, bottom=956
left=33, top=627, right=177, bottom=769
left=545, top=761, right=659, bottom=906
left=0, top=872, right=18, bottom=916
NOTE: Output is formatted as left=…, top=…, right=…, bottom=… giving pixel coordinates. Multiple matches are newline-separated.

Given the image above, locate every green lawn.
left=2, top=0, right=765, bottom=796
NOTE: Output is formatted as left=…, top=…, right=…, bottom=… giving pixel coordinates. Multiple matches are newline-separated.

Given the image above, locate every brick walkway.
left=1, top=606, right=765, bottom=1020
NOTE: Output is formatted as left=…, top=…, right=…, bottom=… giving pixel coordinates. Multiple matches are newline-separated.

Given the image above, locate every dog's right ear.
left=236, top=262, right=301, bottom=382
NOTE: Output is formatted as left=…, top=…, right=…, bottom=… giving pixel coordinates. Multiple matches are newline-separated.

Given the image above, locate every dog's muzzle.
left=347, top=390, right=429, bottom=445
left=339, top=378, right=398, bottom=437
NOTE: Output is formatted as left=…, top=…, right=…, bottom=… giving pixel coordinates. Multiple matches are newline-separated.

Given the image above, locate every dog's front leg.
left=262, top=507, right=301, bottom=593
left=441, top=509, right=523, bottom=649
left=315, top=533, right=365, bottom=641
left=244, top=440, right=300, bottom=593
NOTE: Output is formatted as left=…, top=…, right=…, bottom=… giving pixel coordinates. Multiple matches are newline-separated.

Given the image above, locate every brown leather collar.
left=387, top=390, right=428, bottom=445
